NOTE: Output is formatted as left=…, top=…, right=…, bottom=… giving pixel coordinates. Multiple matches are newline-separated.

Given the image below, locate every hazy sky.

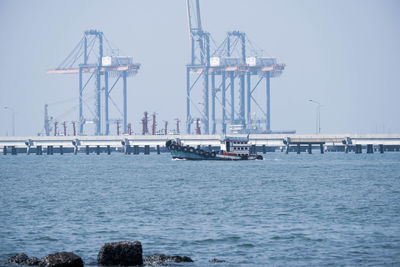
left=0, top=0, right=399, bottom=136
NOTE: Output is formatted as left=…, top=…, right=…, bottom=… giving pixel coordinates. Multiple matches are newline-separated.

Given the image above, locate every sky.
left=0, top=0, right=399, bottom=136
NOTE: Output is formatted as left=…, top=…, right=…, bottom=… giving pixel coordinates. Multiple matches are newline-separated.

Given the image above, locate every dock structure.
left=1, top=134, right=400, bottom=155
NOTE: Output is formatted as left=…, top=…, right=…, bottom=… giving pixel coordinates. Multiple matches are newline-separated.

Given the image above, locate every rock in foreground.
left=39, top=252, right=83, bottom=267
left=7, top=253, right=29, bottom=264
left=98, top=241, right=143, bottom=266
left=144, top=254, right=193, bottom=265
left=7, top=253, right=41, bottom=266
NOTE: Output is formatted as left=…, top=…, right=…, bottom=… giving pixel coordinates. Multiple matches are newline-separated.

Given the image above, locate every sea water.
left=1, top=153, right=399, bottom=266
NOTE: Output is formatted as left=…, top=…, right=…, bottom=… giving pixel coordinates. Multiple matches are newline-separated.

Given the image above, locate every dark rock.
left=39, top=252, right=83, bottom=267
left=25, top=257, right=42, bottom=266
left=209, top=258, right=226, bottom=263
left=144, top=254, right=193, bottom=265
left=7, top=253, right=29, bottom=264
left=6, top=254, right=41, bottom=265
left=97, top=241, right=143, bottom=266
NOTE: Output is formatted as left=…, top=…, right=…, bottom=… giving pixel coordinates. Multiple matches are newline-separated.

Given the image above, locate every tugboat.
left=165, top=136, right=263, bottom=160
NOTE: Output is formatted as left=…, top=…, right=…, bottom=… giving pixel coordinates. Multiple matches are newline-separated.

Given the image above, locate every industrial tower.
left=47, top=30, right=140, bottom=135
left=185, top=0, right=285, bottom=135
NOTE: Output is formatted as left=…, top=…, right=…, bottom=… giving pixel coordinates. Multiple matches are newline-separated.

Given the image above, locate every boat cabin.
left=220, top=137, right=250, bottom=156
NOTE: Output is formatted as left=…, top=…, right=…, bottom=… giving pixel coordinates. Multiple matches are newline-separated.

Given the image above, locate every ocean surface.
left=1, top=152, right=400, bottom=266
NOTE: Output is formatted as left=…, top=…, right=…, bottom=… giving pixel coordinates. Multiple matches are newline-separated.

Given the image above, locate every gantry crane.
left=185, top=1, right=285, bottom=134
left=47, top=30, right=140, bottom=136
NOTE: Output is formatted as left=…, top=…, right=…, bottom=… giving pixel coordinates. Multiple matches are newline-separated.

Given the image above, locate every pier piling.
left=308, top=144, right=312, bottom=154
left=96, top=145, right=100, bottom=155
left=36, top=146, right=42, bottom=155
left=379, top=144, right=384, bottom=153
left=107, top=145, right=111, bottom=155
left=367, top=144, right=373, bottom=154
left=133, top=145, right=139, bottom=155
left=3, top=146, right=7, bottom=155
left=296, top=144, right=301, bottom=154
left=355, top=144, right=362, bottom=154
left=144, top=145, right=150, bottom=155
left=157, top=145, right=160, bottom=154
left=60, top=145, right=63, bottom=155
left=262, top=145, right=266, bottom=154
left=320, top=144, right=324, bottom=154
left=85, top=145, right=90, bottom=155
left=11, top=146, right=17, bottom=155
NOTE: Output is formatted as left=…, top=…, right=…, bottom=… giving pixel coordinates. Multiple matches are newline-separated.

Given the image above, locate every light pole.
left=309, top=100, right=321, bottom=134
left=4, top=106, right=16, bottom=136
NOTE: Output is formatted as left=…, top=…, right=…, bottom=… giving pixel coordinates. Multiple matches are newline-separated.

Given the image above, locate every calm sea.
left=1, top=153, right=400, bottom=266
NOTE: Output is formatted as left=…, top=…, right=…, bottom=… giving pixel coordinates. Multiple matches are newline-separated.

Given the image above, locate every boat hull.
left=171, top=149, right=259, bottom=161
left=166, top=139, right=263, bottom=161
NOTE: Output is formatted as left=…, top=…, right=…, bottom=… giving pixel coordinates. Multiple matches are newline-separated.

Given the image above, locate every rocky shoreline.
left=5, top=241, right=225, bottom=266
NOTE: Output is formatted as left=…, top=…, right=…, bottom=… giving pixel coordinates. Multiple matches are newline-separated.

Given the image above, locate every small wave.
left=238, top=243, right=255, bottom=248
left=84, top=259, right=99, bottom=266
left=193, top=236, right=241, bottom=244
left=33, top=236, right=59, bottom=242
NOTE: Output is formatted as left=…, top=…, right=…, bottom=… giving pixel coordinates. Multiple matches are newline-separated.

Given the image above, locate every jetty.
left=1, top=133, right=400, bottom=155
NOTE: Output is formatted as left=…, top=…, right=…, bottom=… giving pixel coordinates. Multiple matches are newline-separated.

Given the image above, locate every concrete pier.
left=1, top=134, right=400, bottom=155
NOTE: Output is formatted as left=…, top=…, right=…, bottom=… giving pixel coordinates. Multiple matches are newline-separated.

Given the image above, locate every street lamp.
left=309, top=99, right=321, bottom=134
left=4, top=106, right=16, bottom=136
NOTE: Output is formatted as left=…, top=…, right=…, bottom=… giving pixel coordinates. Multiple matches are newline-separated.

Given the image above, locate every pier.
left=1, top=133, right=400, bottom=155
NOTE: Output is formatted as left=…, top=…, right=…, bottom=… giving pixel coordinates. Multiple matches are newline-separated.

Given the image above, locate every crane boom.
left=195, top=0, right=202, bottom=31
left=186, top=0, right=203, bottom=37
left=186, top=0, right=209, bottom=65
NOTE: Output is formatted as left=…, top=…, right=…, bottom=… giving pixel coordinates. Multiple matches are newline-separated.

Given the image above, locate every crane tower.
left=47, top=30, right=140, bottom=136
left=185, top=1, right=285, bottom=134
